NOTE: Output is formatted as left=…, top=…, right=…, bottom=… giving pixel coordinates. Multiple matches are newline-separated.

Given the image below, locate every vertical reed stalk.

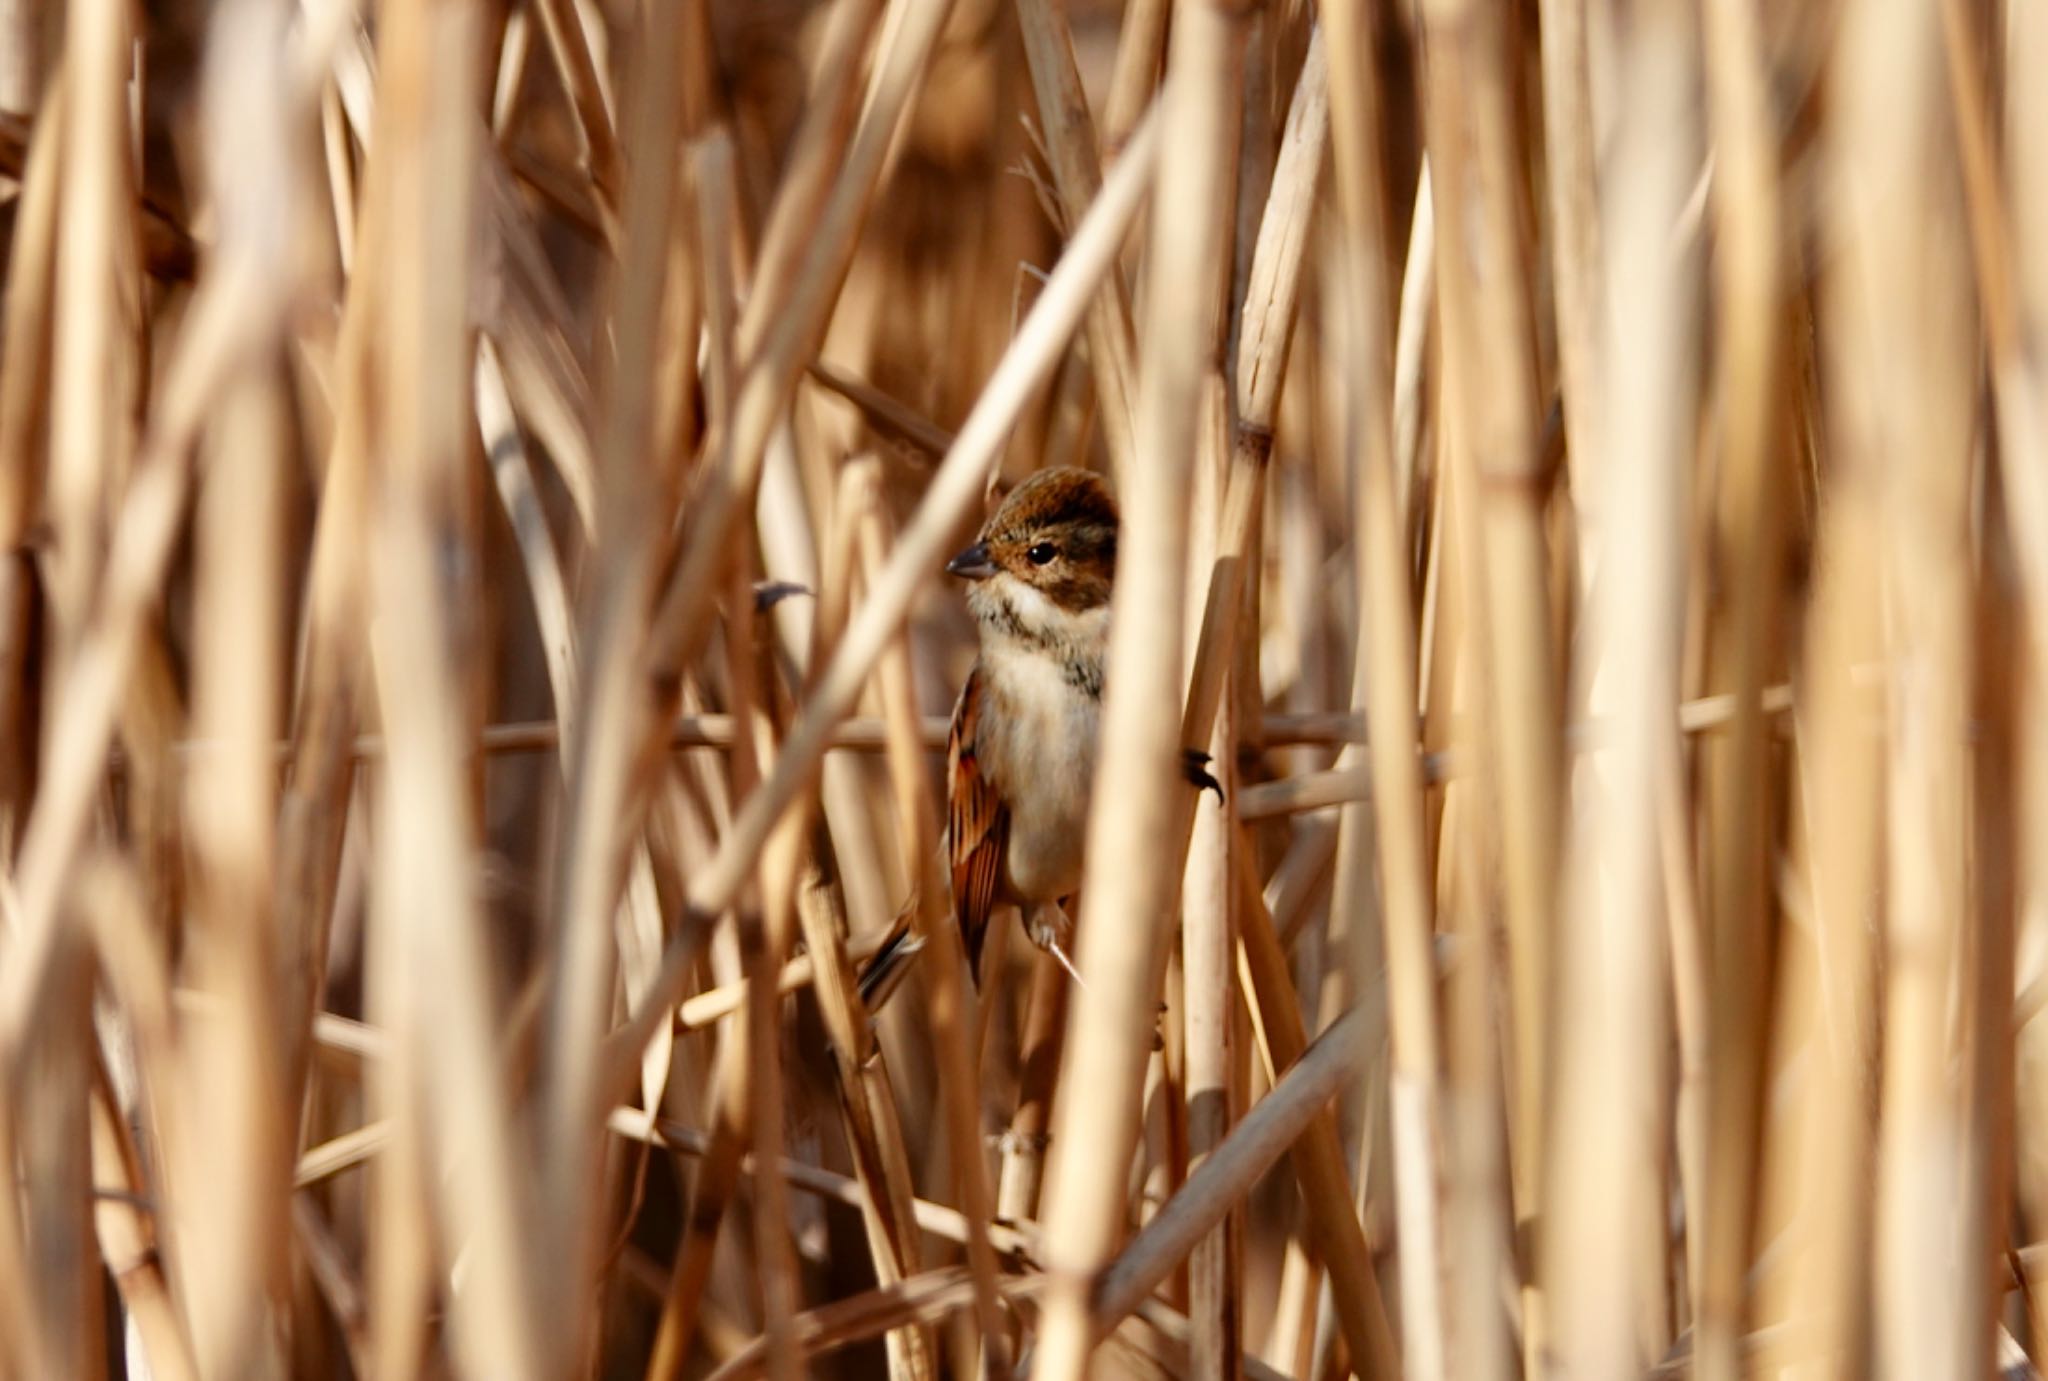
left=1031, top=0, right=1242, bottom=1371
left=1542, top=2, right=1697, bottom=1373
left=1414, top=0, right=1563, bottom=1246
left=1694, top=0, right=1785, bottom=1372
left=1323, top=3, right=1451, bottom=1374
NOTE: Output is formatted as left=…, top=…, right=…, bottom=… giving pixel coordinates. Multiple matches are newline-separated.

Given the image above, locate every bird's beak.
left=945, top=541, right=997, bottom=581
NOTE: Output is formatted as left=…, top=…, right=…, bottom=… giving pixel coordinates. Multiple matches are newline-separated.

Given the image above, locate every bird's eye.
left=1026, top=542, right=1058, bottom=566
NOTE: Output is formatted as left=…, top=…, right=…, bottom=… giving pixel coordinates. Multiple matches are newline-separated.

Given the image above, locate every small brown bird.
left=941, top=466, right=1120, bottom=983
left=858, top=467, right=1217, bottom=1007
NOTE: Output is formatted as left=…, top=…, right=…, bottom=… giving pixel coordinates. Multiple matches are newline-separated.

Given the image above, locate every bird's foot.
left=1182, top=748, right=1225, bottom=804
left=1028, top=906, right=1087, bottom=990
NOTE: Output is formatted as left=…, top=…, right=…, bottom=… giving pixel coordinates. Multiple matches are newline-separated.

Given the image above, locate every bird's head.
left=945, top=467, right=1119, bottom=622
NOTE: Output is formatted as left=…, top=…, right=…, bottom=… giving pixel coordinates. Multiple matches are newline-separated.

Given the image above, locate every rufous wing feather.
left=947, top=666, right=1007, bottom=985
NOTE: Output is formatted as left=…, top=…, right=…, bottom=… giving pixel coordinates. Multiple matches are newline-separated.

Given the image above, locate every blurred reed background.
left=0, top=0, right=2041, bottom=1375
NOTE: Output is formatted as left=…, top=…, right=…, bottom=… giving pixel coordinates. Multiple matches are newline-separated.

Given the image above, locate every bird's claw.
left=1045, top=935, right=1087, bottom=991
left=1181, top=748, right=1225, bottom=804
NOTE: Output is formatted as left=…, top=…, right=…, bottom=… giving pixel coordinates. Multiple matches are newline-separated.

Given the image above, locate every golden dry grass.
left=0, top=0, right=2040, bottom=1377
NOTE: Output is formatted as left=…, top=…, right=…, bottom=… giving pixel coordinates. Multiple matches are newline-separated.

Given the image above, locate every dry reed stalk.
left=1542, top=1, right=1697, bottom=1373
left=534, top=0, right=689, bottom=1337
left=1752, top=13, right=1902, bottom=1377
left=1420, top=254, right=1521, bottom=1380
left=170, top=318, right=292, bottom=1381
left=2003, top=6, right=2048, bottom=1363
left=1969, top=476, right=2023, bottom=1381
left=1095, top=1002, right=1370, bottom=1329
left=478, top=337, right=579, bottom=724
left=362, top=0, right=543, bottom=1372
left=88, top=1072, right=196, bottom=1381
left=805, top=360, right=957, bottom=458
left=0, top=0, right=34, bottom=113
left=1757, top=431, right=1886, bottom=1370
left=46, top=0, right=131, bottom=629
left=1320, top=0, right=1452, bottom=1372
left=699, top=1262, right=1300, bottom=1381
left=528, top=0, right=620, bottom=232
left=1391, top=165, right=1434, bottom=536
left=1121, top=40, right=1327, bottom=1364
left=1015, top=0, right=1138, bottom=480
left=1533, top=0, right=1604, bottom=532
left=672, top=906, right=894, bottom=1029
left=1693, top=0, right=1786, bottom=1372
left=645, top=980, right=756, bottom=1381
left=19, top=939, right=100, bottom=1381
left=1101, top=0, right=1168, bottom=156
left=859, top=475, right=1012, bottom=1369
left=735, top=0, right=886, bottom=369
left=1182, top=369, right=1238, bottom=1378
left=1029, top=0, right=1243, bottom=1371
left=1230, top=824, right=1400, bottom=1380
left=610, top=1108, right=1038, bottom=1256
left=1933, top=28, right=2029, bottom=1377
left=995, top=949, right=1068, bottom=1222
left=839, top=475, right=981, bottom=1380
left=1172, top=28, right=1336, bottom=1379
left=1848, top=0, right=1980, bottom=1373
left=274, top=180, right=377, bottom=1133
left=738, top=617, right=809, bottom=1381
left=0, top=66, right=61, bottom=880
left=76, top=855, right=184, bottom=1372
left=646, top=564, right=797, bottom=1381
left=1415, top=0, right=1563, bottom=1240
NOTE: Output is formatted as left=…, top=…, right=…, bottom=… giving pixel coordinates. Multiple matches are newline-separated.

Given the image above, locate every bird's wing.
left=947, top=665, right=1008, bottom=985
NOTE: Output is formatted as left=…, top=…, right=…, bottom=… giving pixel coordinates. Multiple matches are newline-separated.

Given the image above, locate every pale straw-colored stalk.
left=1541, top=1, right=1697, bottom=1374
left=1323, top=0, right=1450, bottom=1373
left=1693, top=0, right=1785, bottom=1372
left=1413, top=0, right=1563, bottom=1245
left=1029, top=0, right=1241, bottom=1369
left=1853, top=0, right=1979, bottom=1373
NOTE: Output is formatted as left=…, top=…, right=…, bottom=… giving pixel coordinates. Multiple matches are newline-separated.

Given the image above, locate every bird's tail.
left=854, top=903, right=926, bottom=1014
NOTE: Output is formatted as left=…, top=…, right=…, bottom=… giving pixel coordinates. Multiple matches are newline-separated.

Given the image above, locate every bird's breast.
left=974, top=641, right=1101, bottom=902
